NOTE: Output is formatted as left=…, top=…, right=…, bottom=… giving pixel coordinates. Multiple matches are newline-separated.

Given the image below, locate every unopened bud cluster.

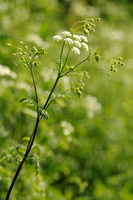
left=81, top=18, right=101, bottom=36
left=7, top=41, right=46, bottom=68
left=72, top=71, right=90, bottom=97
left=107, top=57, right=125, bottom=76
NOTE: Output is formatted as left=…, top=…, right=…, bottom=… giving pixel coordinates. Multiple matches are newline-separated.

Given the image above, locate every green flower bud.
left=18, top=48, right=22, bottom=51
left=121, top=62, right=125, bottom=66
left=91, top=23, right=96, bottom=28
left=118, top=61, right=122, bottom=65
left=83, top=29, right=90, bottom=36
left=119, top=57, right=122, bottom=61
left=7, top=43, right=11, bottom=46
left=110, top=65, right=114, bottom=71
left=12, top=53, right=16, bottom=56
left=28, top=57, right=32, bottom=60
left=25, top=46, right=28, bottom=50
left=113, top=69, right=117, bottom=72
left=20, top=41, right=23, bottom=45
left=107, top=73, right=111, bottom=76
left=92, top=29, right=95, bottom=32
left=90, top=19, right=94, bottom=22
left=113, top=61, right=117, bottom=65
left=96, top=18, right=101, bottom=21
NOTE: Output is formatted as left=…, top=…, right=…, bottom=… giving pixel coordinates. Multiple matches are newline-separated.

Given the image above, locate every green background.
left=0, top=0, right=133, bottom=199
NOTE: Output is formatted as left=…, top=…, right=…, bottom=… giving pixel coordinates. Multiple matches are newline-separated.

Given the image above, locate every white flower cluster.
left=85, top=95, right=101, bottom=118
left=61, top=121, right=74, bottom=136
left=0, top=64, right=17, bottom=78
left=52, top=31, right=89, bottom=55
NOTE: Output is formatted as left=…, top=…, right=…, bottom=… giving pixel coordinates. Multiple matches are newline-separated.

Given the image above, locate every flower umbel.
left=81, top=43, right=89, bottom=51
left=52, top=35, right=63, bottom=42
left=62, top=31, right=72, bottom=37
left=80, top=35, right=88, bottom=42
left=71, top=47, right=80, bottom=55
left=73, top=40, right=81, bottom=48
left=64, top=38, right=73, bottom=45
left=73, top=35, right=81, bottom=41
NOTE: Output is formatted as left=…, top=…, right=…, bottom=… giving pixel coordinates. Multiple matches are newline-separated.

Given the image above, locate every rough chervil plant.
left=1, top=18, right=124, bottom=200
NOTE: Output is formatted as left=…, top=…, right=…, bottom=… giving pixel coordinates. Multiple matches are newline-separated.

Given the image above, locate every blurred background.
left=0, top=0, right=133, bottom=199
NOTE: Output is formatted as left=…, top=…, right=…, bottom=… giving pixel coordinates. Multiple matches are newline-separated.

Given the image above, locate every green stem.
left=60, top=56, right=90, bottom=77
left=59, top=41, right=65, bottom=73
left=45, top=88, right=72, bottom=110
left=60, top=47, right=72, bottom=74
left=42, top=74, right=60, bottom=110
left=70, top=20, right=85, bottom=31
left=30, top=67, right=38, bottom=104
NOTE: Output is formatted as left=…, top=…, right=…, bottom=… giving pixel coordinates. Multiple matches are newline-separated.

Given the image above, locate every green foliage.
left=0, top=140, right=41, bottom=176
left=0, top=0, right=132, bottom=200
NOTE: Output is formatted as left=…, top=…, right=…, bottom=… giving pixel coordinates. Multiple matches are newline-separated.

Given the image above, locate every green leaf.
left=20, top=98, right=38, bottom=108
left=38, top=108, right=49, bottom=120
left=28, top=154, right=37, bottom=165
left=32, top=144, right=41, bottom=155
left=20, top=98, right=28, bottom=103
left=22, top=137, right=30, bottom=141
left=41, top=110, right=49, bottom=120
left=16, top=144, right=24, bottom=151
left=35, top=160, right=40, bottom=176
left=0, top=150, right=7, bottom=160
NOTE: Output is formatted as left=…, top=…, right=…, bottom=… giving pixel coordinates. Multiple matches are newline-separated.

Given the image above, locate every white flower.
left=73, top=35, right=81, bottom=41
left=85, top=95, right=101, bottom=118
left=81, top=43, right=89, bottom=51
left=61, top=121, right=74, bottom=136
left=73, top=40, right=81, bottom=48
left=71, top=47, right=80, bottom=55
left=80, top=35, right=88, bottom=42
left=52, top=35, right=62, bottom=42
left=0, top=64, right=17, bottom=78
left=64, top=38, right=73, bottom=45
left=62, top=31, right=72, bottom=37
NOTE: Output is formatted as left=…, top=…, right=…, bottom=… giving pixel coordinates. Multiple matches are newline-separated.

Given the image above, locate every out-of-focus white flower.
left=64, top=38, right=73, bottom=45
left=62, top=31, right=72, bottom=37
left=0, top=64, right=17, bottom=78
left=81, top=43, right=89, bottom=51
left=73, top=40, right=81, bottom=48
left=80, top=35, right=88, bottom=42
left=61, top=121, right=74, bottom=136
left=71, top=47, right=80, bottom=55
left=27, top=33, right=49, bottom=47
left=52, top=35, right=63, bottom=42
left=73, top=35, right=81, bottom=41
left=85, top=95, right=101, bottom=118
